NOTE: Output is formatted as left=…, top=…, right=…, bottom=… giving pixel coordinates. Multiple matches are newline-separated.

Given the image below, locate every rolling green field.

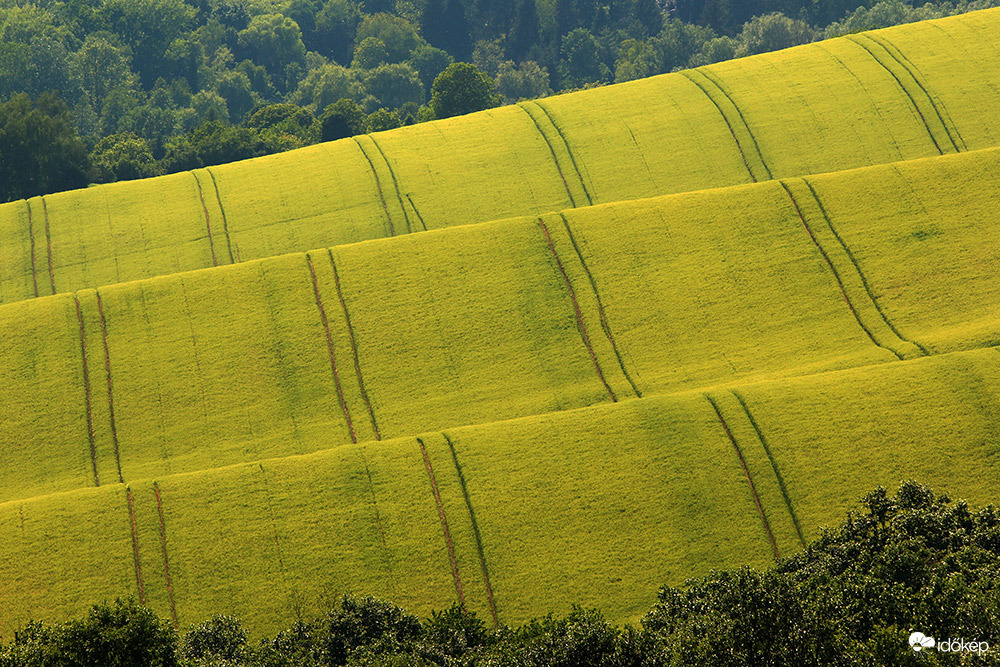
left=2, top=346, right=999, bottom=637
left=2, top=8, right=1000, bottom=642
left=3, top=145, right=1000, bottom=506
left=0, top=10, right=999, bottom=304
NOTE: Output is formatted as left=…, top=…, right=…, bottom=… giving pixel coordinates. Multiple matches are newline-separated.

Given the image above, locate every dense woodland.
left=1, top=483, right=999, bottom=666
left=1, top=0, right=999, bottom=201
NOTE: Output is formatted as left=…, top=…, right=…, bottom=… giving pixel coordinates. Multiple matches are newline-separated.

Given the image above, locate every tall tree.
left=507, top=0, right=539, bottom=61
left=0, top=93, right=90, bottom=202
left=428, top=62, right=499, bottom=118
left=555, top=0, right=578, bottom=39
left=442, top=0, right=473, bottom=61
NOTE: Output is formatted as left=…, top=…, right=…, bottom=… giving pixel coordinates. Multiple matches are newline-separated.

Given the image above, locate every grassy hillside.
left=2, top=346, right=999, bottom=637
left=0, top=9, right=999, bottom=304
left=2, top=146, right=999, bottom=504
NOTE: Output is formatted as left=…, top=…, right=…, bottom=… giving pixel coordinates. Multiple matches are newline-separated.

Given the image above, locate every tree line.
left=2, top=0, right=999, bottom=202
left=2, top=481, right=999, bottom=666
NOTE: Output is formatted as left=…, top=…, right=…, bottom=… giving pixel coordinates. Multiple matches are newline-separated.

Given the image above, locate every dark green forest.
left=2, top=482, right=999, bottom=666
left=2, top=0, right=999, bottom=201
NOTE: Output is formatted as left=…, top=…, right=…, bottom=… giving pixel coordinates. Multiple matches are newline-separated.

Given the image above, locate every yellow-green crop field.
left=1, top=10, right=1000, bottom=303
left=2, top=7, right=1000, bottom=641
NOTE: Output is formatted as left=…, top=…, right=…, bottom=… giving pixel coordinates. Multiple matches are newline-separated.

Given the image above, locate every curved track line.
left=368, top=135, right=413, bottom=234
left=731, top=391, right=805, bottom=548
left=779, top=182, right=903, bottom=360
left=328, top=250, right=380, bottom=440
left=153, top=482, right=179, bottom=629
left=96, top=291, right=123, bottom=483
left=74, top=295, right=100, bottom=486
left=26, top=200, right=39, bottom=298
left=306, top=254, right=357, bottom=443
left=205, top=169, right=236, bottom=264
left=42, top=197, right=55, bottom=294
left=537, top=218, right=616, bottom=401
left=352, top=138, right=396, bottom=236
left=126, top=488, right=146, bottom=603
left=706, top=395, right=779, bottom=560
left=533, top=101, right=594, bottom=205
left=443, top=433, right=498, bottom=628
left=558, top=213, right=641, bottom=398
left=800, top=178, right=929, bottom=356
left=518, top=104, right=578, bottom=207
left=418, top=438, right=465, bottom=605
left=191, top=172, right=218, bottom=267
left=679, top=73, right=759, bottom=182
left=698, top=69, right=772, bottom=179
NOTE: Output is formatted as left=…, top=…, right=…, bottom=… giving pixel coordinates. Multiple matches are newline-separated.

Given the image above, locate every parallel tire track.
left=532, top=102, right=594, bottom=206
left=352, top=138, right=396, bottom=237
left=537, top=218, right=617, bottom=402
left=800, top=178, right=930, bottom=356
left=368, top=136, right=413, bottom=234
left=778, top=181, right=904, bottom=361
left=328, top=250, right=380, bottom=440
left=191, top=172, right=218, bottom=267
left=680, top=70, right=771, bottom=182
left=519, top=104, right=578, bottom=207
left=417, top=438, right=465, bottom=605
left=74, top=295, right=100, bottom=486
left=864, top=33, right=965, bottom=152
left=26, top=200, right=39, bottom=298
left=205, top=168, right=236, bottom=264
left=558, top=213, right=641, bottom=398
left=96, top=291, right=124, bottom=483
left=443, top=433, right=498, bottom=628
left=153, top=482, right=179, bottom=629
left=306, top=254, right=357, bottom=443
left=126, top=487, right=146, bottom=603
left=731, top=391, right=806, bottom=548
left=42, top=197, right=56, bottom=294
left=706, top=395, right=780, bottom=560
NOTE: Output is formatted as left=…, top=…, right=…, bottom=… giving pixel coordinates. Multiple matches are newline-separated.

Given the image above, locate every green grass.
left=0, top=10, right=998, bottom=303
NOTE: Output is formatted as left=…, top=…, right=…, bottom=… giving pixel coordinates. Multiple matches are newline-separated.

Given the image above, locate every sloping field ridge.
left=0, top=147, right=999, bottom=504
left=2, top=346, right=999, bottom=636
left=1, top=9, right=999, bottom=303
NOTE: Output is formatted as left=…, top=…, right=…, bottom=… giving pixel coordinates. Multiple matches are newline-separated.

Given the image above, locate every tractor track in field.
left=74, top=295, right=100, bottom=486
left=533, top=102, right=593, bottom=206
left=800, top=178, right=929, bottom=356
left=864, top=33, right=965, bottom=151
left=25, top=200, right=39, bottom=298
left=205, top=168, right=236, bottom=264
left=779, top=181, right=905, bottom=361
left=368, top=136, right=414, bottom=234
left=306, top=254, right=357, bottom=443
left=731, top=391, right=806, bottom=548
left=537, top=217, right=617, bottom=402
left=443, top=433, right=498, bottom=628
left=519, top=104, right=578, bottom=207
left=42, top=197, right=55, bottom=294
left=680, top=70, right=771, bottom=183
left=328, top=250, right=380, bottom=440
left=191, top=172, right=218, bottom=267
left=558, top=213, right=641, bottom=398
left=706, top=395, right=780, bottom=560
left=352, top=138, right=396, bottom=237
left=96, top=291, right=124, bottom=483
left=418, top=437, right=465, bottom=606
left=126, top=487, right=146, bottom=603
left=153, top=482, right=179, bottom=629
